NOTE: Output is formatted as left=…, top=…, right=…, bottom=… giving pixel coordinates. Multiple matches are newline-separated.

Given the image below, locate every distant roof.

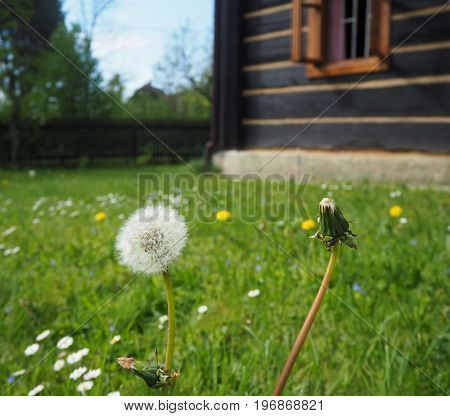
left=132, top=82, right=165, bottom=99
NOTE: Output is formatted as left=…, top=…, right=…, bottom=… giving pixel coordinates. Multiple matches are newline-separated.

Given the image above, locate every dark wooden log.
left=243, top=122, right=450, bottom=152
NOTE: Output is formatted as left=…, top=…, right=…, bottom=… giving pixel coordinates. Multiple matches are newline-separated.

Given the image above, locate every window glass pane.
left=326, top=0, right=371, bottom=62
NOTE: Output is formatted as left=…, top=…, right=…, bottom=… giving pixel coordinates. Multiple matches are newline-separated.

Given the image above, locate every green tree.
left=0, top=0, right=63, bottom=163
left=153, top=22, right=213, bottom=109
left=26, top=23, right=120, bottom=121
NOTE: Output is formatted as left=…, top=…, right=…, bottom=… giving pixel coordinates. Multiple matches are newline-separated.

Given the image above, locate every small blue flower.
left=109, top=324, right=115, bottom=333
left=352, top=283, right=366, bottom=295
left=410, top=240, right=417, bottom=246
left=225, top=259, right=231, bottom=267
left=7, top=376, right=14, bottom=384
left=255, top=264, right=262, bottom=271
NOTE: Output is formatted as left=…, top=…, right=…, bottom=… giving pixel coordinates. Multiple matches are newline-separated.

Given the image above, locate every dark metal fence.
left=0, top=119, right=210, bottom=166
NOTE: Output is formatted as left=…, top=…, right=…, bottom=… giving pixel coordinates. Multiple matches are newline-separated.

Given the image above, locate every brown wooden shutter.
left=291, top=0, right=324, bottom=63
left=370, top=0, right=391, bottom=58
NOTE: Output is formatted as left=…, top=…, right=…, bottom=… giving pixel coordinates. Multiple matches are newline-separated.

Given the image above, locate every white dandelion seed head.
left=12, top=369, right=26, bottom=377
left=115, top=204, right=187, bottom=275
left=36, top=329, right=51, bottom=341
left=53, top=359, right=65, bottom=372
left=107, top=391, right=120, bottom=396
left=57, top=336, right=73, bottom=350
left=247, top=289, right=261, bottom=298
left=197, top=305, right=208, bottom=314
left=77, top=381, right=94, bottom=393
left=319, top=197, right=335, bottom=214
left=399, top=217, right=408, bottom=224
left=83, top=368, right=101, bottom=380
left=69, top=366, right=87, bottom=380
left=110, top=335, right=121, bottom=345
left=28, top=384, right=44, bottom=396
left=24, top=343, right=40, bottom=356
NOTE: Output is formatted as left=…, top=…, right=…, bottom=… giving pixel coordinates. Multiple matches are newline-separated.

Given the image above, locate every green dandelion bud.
left=310, top=197, right=357, bottom=250
left=117, top=352, right=179, bottom=389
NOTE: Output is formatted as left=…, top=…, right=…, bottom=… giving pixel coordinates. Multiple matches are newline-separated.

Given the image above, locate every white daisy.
left=69, top=367, right=87, bottom=380
left=53, top=359, right=65, bottom=372
left=247, top=289, right=261, bottom=298
left=78, top=347, right=89, bottom=357
left=115, top=204, right=187, bottom=275
left=197, top=305, right=208, bottom=314
left=77, top=381, right=93, bottom=393
left=12, top=369, right=26, bottom=377
left=57, top=336, right=73, bottom=349
left=2, top=226, right=17, bottom=236
left=67, top=352, right=82, bottom=364
left=24, top=343, right=40, bottom=356
left=399, top=217, right=408, bottom=225
left=36, top=329, right=51, bottom=341
left=159, top=315, right=169, bottom=324
left=110, top=335, right=121, bottom=345
left=67, top=348, right=89, bottom=364
left=28, top=384, right=44, bottom=396
left=107, top=391, right=120, bottom=396
left=83, top=368, right=101, bottom=380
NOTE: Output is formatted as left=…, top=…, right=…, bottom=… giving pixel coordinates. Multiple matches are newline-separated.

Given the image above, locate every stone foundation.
left=212, top=149, right=450, bottom=185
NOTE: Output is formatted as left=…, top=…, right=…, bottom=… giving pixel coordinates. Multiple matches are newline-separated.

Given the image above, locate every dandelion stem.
left=163, top=270, right=175, bottom=373
left=273, top=244, right=339, bottom=396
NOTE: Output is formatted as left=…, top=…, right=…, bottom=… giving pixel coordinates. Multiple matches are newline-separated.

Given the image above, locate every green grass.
left=0, top=165, right=448, bottom=396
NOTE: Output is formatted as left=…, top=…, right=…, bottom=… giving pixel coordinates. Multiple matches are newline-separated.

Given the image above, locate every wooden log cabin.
left=211, top=0, right=450, bottom=183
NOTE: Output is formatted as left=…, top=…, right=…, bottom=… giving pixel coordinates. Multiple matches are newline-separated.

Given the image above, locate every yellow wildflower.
left=301, top=219, right=317, bottom=231
left=95, top=211, right=106, bottom=222
left=389, top=205, right=403, bottom=218
left=216, top=210, right=232, bottom=222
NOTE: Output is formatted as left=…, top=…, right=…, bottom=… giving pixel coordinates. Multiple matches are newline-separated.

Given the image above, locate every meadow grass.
left=0, top=165, right=448, bottom=396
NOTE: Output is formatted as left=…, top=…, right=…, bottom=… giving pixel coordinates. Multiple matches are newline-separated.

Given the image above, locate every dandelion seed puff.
left=77, top=381, right=93, bottom=393
left=69, top=366, right=87, bottom=380
left=57, top=336, right=73, bottom=349
left=53, top=359, right=65, bottom=372
left=12, top=369, right=26, bottom=377
left=399, top=217, right=408, bottom=225
left=24, top=343, right=39, bottom=356
left=110, top=335, right=121, bottom=344
left=115, top=204, right=187, bottom=275
left=197, top=305, right=208, bottom=314
left=36, top=329, right=51, bottom=341
left=83, top=368, right=101, bottom=380
left=28, top=384, right=44, bottom=396
left=107, top=391, right=120, bottom=396
left=247, top=289, right=261, bottom=298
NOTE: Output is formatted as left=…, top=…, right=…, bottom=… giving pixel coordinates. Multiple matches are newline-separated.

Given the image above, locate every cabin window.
left=291, top=0, right=391, bottom=78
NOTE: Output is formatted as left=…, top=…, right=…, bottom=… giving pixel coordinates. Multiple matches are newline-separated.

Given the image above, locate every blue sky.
left=63, top=0, right=214, bottom=96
